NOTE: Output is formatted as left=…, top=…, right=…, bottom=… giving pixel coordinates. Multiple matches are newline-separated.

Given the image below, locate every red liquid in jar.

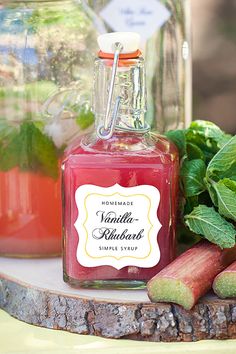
left=63, top=132, right=179, bottom=285
left=0, top=168, right=62, bottom=257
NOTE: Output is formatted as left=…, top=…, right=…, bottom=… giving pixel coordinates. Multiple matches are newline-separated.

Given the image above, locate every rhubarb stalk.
left=213, top=261, right=236, bottom=298
left=147, top=240, right=236, bottom=310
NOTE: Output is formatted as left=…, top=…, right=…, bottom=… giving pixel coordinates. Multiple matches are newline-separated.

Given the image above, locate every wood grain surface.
left=0, top=257, right=236, bottom=342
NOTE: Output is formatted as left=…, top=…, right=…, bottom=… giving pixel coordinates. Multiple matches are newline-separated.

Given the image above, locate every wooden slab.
left=1, top=257, right=236, bottom=342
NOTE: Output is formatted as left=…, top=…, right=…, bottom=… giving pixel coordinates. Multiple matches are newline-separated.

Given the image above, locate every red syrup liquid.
left=63, top=132, right=179, bottom=288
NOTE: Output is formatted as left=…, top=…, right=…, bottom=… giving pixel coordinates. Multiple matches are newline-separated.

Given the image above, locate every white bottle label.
left=74, top=184, right=162, bottom=270
left=100, top=0, right=171, bottom=40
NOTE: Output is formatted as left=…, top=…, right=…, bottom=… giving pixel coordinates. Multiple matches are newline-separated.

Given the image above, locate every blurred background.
left=192, top=0, right=236, bottom=134
left=0, top=0, right=236, bottom=134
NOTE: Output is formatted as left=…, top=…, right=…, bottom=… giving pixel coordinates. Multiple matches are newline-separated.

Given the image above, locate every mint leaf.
left=189, top=120, right=232, bottom=148
left=0, top=121, right=59, bottom=179
left=76, top=106, right=94, bottom=130
left=165, top=129, right=186, bottom=158
left=206, top=135, right=236, bottom=181
left=212, top=179, right=236, bottom=222
left=0, top=121, right=17, bottom=140
left=184, top=195, right=199, bottom=214
left=0, top=138, right=19, bottom=171
left=17, top=123, right=35, bottom=170
left=222, top=178, right=236, bottom=192
left=186, top=142, right=206, bottom=161
left=217, top=134, right=233, bottom=149
left=31, top=123, right=59, bottom=179
left=185, top=205, right=236, bottom=248
left=185, top=130, right=218, bottom=163
left=181, top=159, right=206, bottom=197
left=204, top=177, right=218, bottom=206
left=190, top=120, right=224, bottom=139
left=0, top=123, right=19, bottom=171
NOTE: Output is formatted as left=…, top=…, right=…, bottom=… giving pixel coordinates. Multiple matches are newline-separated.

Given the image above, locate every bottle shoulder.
left=63, top=131, right=179, bottom=165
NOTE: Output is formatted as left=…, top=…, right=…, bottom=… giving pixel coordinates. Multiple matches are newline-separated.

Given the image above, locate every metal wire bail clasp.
left=97, top=42, right=123, bottom=140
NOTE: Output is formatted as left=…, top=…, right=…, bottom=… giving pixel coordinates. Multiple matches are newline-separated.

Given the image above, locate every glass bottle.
left=87, top=0, right=192, bottom=132
left=0, top=0, right=97, bottom=257
left=63, top=32, right=179, bottom=289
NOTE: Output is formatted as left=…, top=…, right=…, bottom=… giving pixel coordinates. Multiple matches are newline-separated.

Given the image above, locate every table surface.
left=1, top=310, right=236, bottom=354
left=0, top=257, right=149, bottom=302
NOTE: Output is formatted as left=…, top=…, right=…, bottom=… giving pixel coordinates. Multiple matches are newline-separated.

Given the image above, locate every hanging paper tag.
left=100, top=0, right=171, bottom=40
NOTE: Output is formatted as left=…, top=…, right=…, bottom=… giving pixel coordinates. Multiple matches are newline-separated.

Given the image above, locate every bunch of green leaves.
left=166, top=120, right=236, bottom=249
left=0, top=105, right=94, bottom=179
left=0, top=120, right=61, bottom=179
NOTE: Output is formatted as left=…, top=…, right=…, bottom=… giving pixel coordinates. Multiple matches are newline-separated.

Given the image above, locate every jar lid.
left=97, top=32, right=141, bottom=54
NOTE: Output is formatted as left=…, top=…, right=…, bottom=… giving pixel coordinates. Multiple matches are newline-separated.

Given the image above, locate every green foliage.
left=0, top=121, right=59, bottom=179
left=165, top=129, right=186, bottom=158
left=185, top=205, right=236, bottom=249
left=0, top=79, right=94, bottom=178
left=206, top=136, right=236, bottom=181
left=76, top=105, right=95, bottom=130
left=180, top=159, right=206, bottom=197
left=212, top=179, right=236, bottom=222
left=166, top=120, right=236, bottom=248
left=0, top=122, right=19, bottom=171
left=186, top=142, right=206, bottom=161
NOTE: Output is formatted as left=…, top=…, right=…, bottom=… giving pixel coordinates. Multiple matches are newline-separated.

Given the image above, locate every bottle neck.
left=93, top=55, right=148, bottom=137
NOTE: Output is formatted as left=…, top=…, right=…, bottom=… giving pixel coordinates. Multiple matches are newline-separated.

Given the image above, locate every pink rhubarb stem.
left=147, top=240, right=236, bottom=310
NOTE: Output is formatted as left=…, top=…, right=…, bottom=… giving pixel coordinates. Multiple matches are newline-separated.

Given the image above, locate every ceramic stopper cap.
left=97, top=32, right=141, bottom=54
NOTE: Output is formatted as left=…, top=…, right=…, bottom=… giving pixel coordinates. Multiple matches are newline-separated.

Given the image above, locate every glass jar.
left=88, top=0, right=192, bottom=132
left=0, top=0, right=97, bottom=257
left=63, top=33, right=179, bottom=289
left=146, top=0, right=192, bottom=132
